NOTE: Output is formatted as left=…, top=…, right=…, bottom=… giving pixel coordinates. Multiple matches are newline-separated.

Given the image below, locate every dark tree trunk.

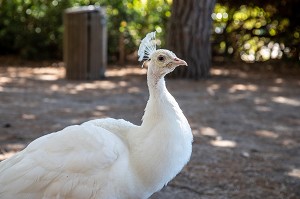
left=167, top=0, right=216, bottom=79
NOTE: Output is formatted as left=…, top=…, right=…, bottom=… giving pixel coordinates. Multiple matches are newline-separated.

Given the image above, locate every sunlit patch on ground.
left=200, top=127, right=219, bottom=137
left=287, top=168, right=300, bottom=179
left=272, top=96, right=300, bottom=106
left=229, top=84, right=258, bottom=93
left=210, top=139, right=237, bottom=148
left=255, top=130, right=279, bottom=139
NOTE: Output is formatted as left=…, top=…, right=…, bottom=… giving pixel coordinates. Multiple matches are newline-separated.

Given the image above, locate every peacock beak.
left=173, top=57, right=188, bottom=67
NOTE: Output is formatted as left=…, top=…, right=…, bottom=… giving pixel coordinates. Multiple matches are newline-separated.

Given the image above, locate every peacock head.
left=138, top=32, right=187, bottom=74
left=149, top=49, right=187, bottom=71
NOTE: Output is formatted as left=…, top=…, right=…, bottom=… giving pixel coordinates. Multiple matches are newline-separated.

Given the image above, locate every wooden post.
left=64, top=6, right=107, bottom=80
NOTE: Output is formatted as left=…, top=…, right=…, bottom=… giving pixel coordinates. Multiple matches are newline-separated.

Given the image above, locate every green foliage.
left=93, top=0, right=171, bottom=62
left=0, top=0, right=70, bottom=59
left=212, top=2, right=300, bottom=62
left=0, top=0, right=298, bottom=63
left=0, top=0, right=170, bottom=60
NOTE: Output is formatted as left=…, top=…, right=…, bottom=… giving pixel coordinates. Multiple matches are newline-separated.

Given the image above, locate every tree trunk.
left=167, top=0, right=216, bottom=79
left=118, top=32, right=125, bottom=65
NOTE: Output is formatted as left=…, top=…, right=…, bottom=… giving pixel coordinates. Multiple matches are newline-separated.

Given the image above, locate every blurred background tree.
left=0, top=0, right=299, bottom=69
left=167, top=0, right=216, bottom=79
left=213, top=0, right=300, bottom=63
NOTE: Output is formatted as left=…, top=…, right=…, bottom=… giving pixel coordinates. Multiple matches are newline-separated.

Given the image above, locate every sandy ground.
left=0, top=63, right=299, bottom=199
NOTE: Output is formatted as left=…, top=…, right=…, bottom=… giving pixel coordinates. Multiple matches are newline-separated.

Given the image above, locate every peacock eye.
left=157, top=55, right=165, bottom=61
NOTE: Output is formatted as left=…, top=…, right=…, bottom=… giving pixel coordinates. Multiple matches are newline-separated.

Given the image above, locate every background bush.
left=0, top=0, right=170, bottom=60
left=0, top=0, right=299, bottom=62
left=213, top=0, right=300, bottom=63
left=0, top=0, right=70, bottom=59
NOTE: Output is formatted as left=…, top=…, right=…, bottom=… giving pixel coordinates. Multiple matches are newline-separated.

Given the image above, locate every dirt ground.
left=0, top=62, right=299, bottom=199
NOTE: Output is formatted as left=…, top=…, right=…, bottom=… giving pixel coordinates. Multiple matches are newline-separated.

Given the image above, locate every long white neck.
left=130, top=63, right=192, bottom=197
left=146, top=65, right=167, bottom=98
left=141, top=64, right=174, bottom=127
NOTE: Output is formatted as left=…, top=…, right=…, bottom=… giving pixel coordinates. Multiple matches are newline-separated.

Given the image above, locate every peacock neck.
left=141, top=65, right=178, bottom=128
left=146, top=65, right=168, bottom=99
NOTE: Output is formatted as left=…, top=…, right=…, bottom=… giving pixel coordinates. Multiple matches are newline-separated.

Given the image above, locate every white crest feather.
left=138, top=32, right=157, bottom=62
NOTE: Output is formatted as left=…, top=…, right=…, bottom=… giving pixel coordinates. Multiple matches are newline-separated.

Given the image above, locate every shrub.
left=0, top=0, right=171, bottom=60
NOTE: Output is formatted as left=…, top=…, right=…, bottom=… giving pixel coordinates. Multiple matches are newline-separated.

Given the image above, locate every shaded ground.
left=0, top=62, right=300, bottom=199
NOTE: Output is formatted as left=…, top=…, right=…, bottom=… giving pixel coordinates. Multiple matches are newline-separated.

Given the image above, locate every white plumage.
left=0, top=32, right=193, bottom=199
left=138, top=31, right=156, bottom=61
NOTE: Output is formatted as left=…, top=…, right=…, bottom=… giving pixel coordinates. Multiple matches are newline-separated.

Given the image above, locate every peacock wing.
left=0, top=122, right=129, bottom=199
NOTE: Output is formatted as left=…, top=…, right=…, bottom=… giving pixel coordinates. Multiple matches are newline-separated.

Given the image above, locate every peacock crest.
left=138, top=31, right=157, bottom=62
